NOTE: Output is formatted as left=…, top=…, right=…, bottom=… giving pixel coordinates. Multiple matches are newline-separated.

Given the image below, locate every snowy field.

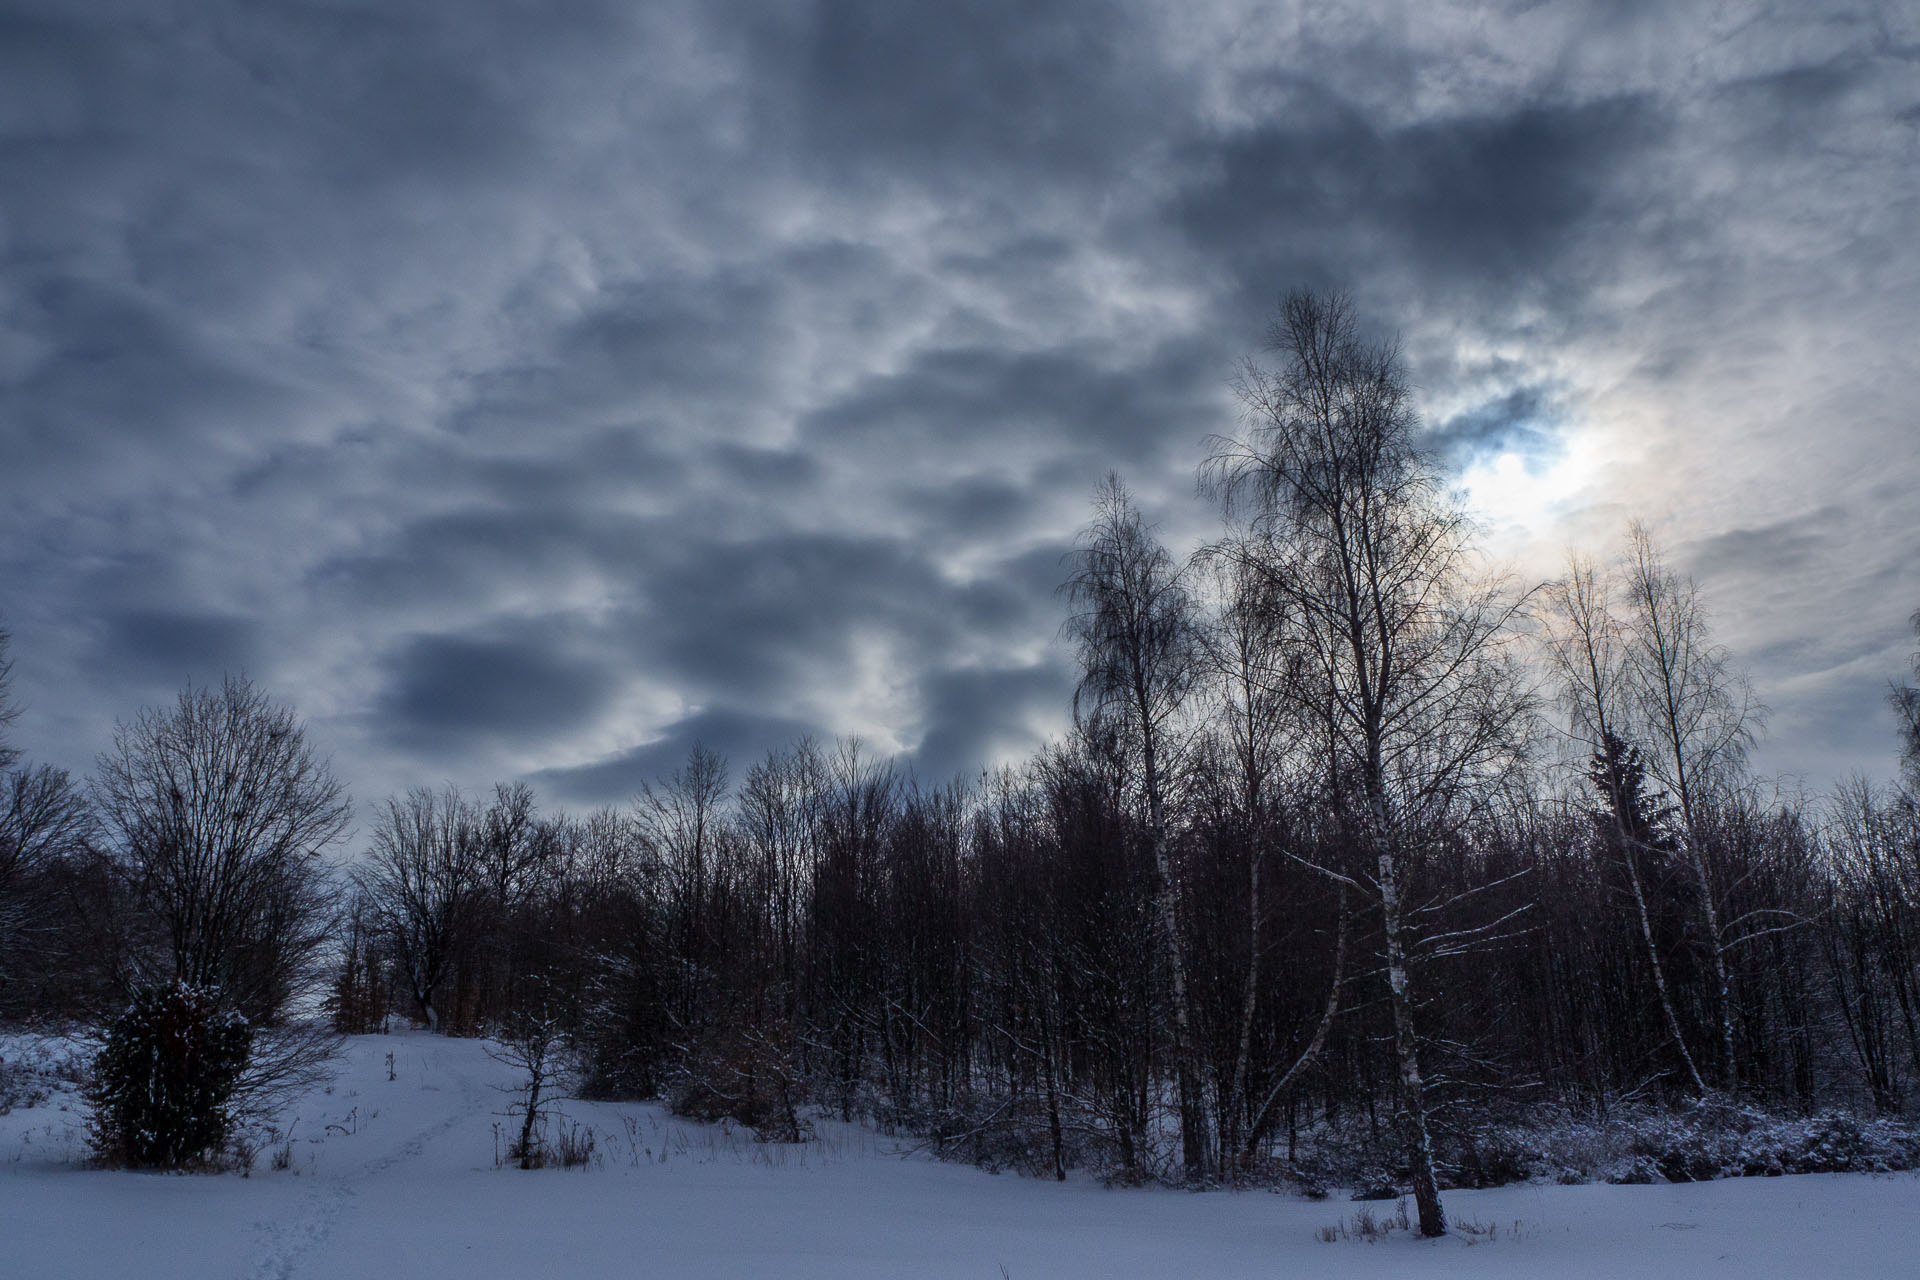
left=3, top=1032, right=1916, bottom=1279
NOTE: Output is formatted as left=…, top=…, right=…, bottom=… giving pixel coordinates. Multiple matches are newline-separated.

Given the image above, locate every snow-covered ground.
left=3, top=1032, right=1916, bottom=1279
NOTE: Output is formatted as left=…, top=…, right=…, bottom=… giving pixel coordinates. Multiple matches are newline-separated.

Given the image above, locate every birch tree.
left=1196, top=550, right=1289, bottom=1168
left=1542, top=553, right=1709, bottom=1095
left=1202, top=291, right=1532, bottom=1235
left=1193, top=545, right=1349, bottom=1171
left=1621, top=522, right=1762, bottom=1090
left=1063, top=473, right=1209, bottom=1181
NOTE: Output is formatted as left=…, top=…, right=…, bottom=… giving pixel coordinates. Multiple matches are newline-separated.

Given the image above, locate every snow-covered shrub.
left=919, top=1092, right=1115, bottom=1180
left=667, top=1022, right=812, bottom=1143
left=1275, top=1110, right=1406, bottom=1196
left=1444, top=1122, right=1544, bottom=1189
left=924, top=1100, right=1032, bottom=1174
left=1605, top=1155, right=1661, bottom=1185
left=570, top=953, right=673, bottom=1103
left=86, top=979, right=252, bottom=1169
left=1613, top=1100, right=1920, bottom=1182
left=0, top=1058, right=50, bottom=1113
left=1430, top=1098, right=1920, bottom=1188
left=1782, top=1112, right=1877, bottom=1173
left=1348, top=1166, right=1405, bottom=1201
left=0, top=1030, right=91, bottom=1115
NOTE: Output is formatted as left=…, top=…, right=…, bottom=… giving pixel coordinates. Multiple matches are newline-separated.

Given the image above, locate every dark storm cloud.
left=635, top=532, right=946, bottom=699
left=1711, top=55, right=1878, bottom=136
left=309, top=504, right=647, bottom=618
left=443, top=240, right=936, bottom=459
left=710, top=443, right=822, bottom=495
left=903, top=661, right=1074, bottom=788
left=745, top=0, right=1168, bottom=184
left=0, top=0, right=1913, bottom=819
left=800, top=334, right=1227, bottom=478
left=93, top=610, right=257, bottom=693
left=3, top=279, right=292, bottom=482
left=899, top=473, right=1034, bottom=542
left=376, top=632, right=618, bottom=750
left=488, top=273, right=792, bottom=430
left=528, top=705, right=820, bottom=806
left=1679, top=502, right=1920, bottom=683
left=1174, top=88, right=1664, bottom=324
left=528, top=659, right=1073, bottom=804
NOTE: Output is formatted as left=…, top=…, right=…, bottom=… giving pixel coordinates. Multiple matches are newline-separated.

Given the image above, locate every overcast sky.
left=2, top=0, right=1916, bottom=817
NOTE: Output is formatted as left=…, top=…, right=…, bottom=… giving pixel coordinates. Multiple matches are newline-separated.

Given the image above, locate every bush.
left=919, top=1094, right=1112, bottom=1179
left=1349, top=1165, right=1405, bottom=1201
left=1446, top=1126, right=1539, bottom=1189
left=0, top=1061, right=50, bottom=1114
left=86, top=980, right=252, bottom=1169
left=1429, top=1098, right=1920, bottom=1188
left=667, top=1023, right=811, bottom=1143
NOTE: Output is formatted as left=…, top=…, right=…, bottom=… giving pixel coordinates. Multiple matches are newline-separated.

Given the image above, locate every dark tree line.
left=2, top=296, right=1918, bottom=1201
left=309, top=657, right=1916, bottom=1200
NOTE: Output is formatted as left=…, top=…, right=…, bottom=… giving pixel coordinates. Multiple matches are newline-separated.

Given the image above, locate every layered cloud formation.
left=2, top=1, right=1916, bottom=808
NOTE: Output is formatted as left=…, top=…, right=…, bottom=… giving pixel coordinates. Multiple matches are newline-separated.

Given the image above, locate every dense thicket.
left=307, top=716, right=1920, bottom=1189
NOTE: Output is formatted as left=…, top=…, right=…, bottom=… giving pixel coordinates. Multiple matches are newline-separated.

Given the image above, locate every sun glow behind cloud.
left=1455, top=432, right=1600, bottom=559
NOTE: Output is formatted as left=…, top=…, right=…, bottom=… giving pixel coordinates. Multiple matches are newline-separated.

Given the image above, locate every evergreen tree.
left=87, top=979, right=253, bottom=1168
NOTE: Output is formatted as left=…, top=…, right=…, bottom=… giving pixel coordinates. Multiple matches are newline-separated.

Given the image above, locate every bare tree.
left=1621, top=522, right=1763, bottom=1090
left=1196, top=549, right=1287, bottom=1168
left=0, top=764, right=95, bottom=1014
left=1542, top=552, right=1708, bottom=1095
left=1821, top=777, right=1920, bottom=1109
left=635, top=743, right=730, bottom=967
left=477, top=782, right=544, bottom=914
left=91, top=675, right=348, bottom=1023
left=488, top=994, right=573, bottom=1169
left=1063, top=473, right=1210, bottom=1181
left=630, top=742, right=735, bottom=1060
left=461, top=781, right=553, bottom=1029
left=1192, top=544, right=1349, bottom=1171
left=357, top=785, right=486, bottom=1032
left=0, top=623, right=107, bottom=1019
left=740, top=742, right=824, bottom=1006
left=1202, top=290, right=1532, bottom=1236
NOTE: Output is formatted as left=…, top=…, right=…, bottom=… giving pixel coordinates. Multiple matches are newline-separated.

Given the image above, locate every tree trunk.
left=1241, top=886, right=1347, bottom=1163
left=1040, top=1000, right=1066, bottom=1181
left=518, top=1071, right=542, bottom=1170
left=1618, top=837, right=1708, bottom=1095
left=1598, top=756, right=1707, bottom=1098
left=1144, top=730, right=1208, bottom=1182
left=1689, top=843, right=1740, bottom=1092
left=1379, top=853, right=1445, bottom=1238
left=1226, top=819, right=1261, bottom=1174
